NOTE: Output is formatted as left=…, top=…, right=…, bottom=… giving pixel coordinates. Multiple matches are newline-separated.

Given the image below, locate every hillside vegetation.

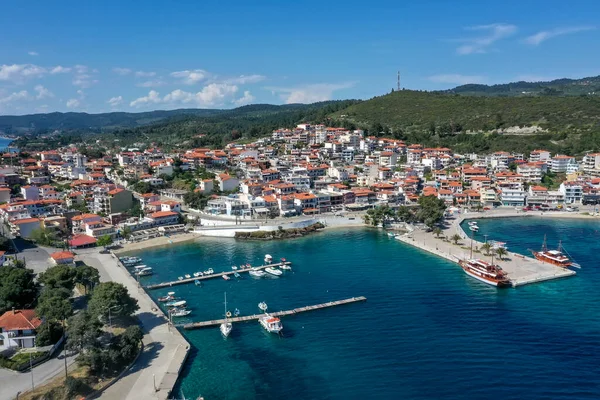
left=446, top=75, right=600, bottom=96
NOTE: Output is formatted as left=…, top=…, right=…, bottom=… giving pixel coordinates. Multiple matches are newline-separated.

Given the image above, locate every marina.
left=143, top=261, right=292, bottom=289
left=182, top=296, right=367, bottom=330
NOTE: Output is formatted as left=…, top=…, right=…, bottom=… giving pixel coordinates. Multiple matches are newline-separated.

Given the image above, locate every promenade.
left=77, top=249, right=190, bottom=400
left=396, top=210, right=577, bottom=286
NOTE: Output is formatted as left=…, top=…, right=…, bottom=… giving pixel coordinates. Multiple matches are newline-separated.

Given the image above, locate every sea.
left=0, top=137, right=14, bottom=151
left=128, top=218, right=600, bottom=400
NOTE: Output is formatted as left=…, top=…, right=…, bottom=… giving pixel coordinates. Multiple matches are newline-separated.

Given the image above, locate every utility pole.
left=30, top=352, right=34, bottom=390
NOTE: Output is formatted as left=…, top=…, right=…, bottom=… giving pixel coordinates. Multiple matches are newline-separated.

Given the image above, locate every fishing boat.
left=264, top=254, right=273, bottom=264
left=170, top=308, right=192, bottom=317
left=257, top=302, right=282, bottom=334
left=184, top=274, right=191, bottom=279
left=193, top=272, right=202, bottom=277
left=531, top=235, right=580, bottom=268
left=459, top=259, right=511, bottom=287
left=249, top=269, right=265, bottom=278
left=158, top=291, right=176, bottom=302
left=264, top=267, right=283, bottom=276
left=220, top=293, right=233, bottom=338
left=222, top=275, right=231, bottom=281
left=166, top=300, right=187, bottom=308
left=194, top=279, right=202, bottom=286
left=135, top=267, right=153, bottom=277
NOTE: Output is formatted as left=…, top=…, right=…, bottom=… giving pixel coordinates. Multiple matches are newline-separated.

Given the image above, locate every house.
left=216, top=173, right=240, bottom=192
left=559, top=182, right=583, bottom=204
left=11, top=218, right=42, bottom=238
left=68, top=234, right=97, bottom=249
left=50, top=251, right=75, bottom=265
left=149, top=211, right=180, bottom=226
left=0, top=309, right=43, bottom=350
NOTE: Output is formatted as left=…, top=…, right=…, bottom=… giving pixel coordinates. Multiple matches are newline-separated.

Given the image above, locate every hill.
left=330, top=90, right=600, bottom=154
left=445, top=75, right=600, bottom=97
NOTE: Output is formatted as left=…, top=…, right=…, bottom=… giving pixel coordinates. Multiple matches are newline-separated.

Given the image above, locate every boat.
left=193, top=272, right=202, bottom=277
left=488, top=240, right=508, bottom=251
left=166, top=300, right=187, bottom=308
left=158, top=292, right=176, bottom=302
left=249, top=269, right=265, bottom=278
left=469, top=225, right=479, bottom=232
left=184, top=274, right=191, bottom=279
left=264, top=267, right=283, bottom=276
left=257, top=303, right=282, bottom=334
left=120, top=256, right=142, bottom=265
left=280, top=265, right=292, bottom=271
left=387, top=232, right=397, bottom=237
left=194, top=279, right=202, bottom=286
left=223, top=275, right=231, bottom=281
left=133, top=264, right=149, bottom=271
left=135, top=267, right=153, bottom=277
left=531, top=235, right=580, bottom=268
left=467, top=221, right=478, bottom=226
left=231, top=266, right=238, bottom=270
left=459, top=259, right=511, bottom=287
left=220, top=293, right=232, bottom=338
left=170, top=308, right=192, bottom=317
left=233, top=271, right=241, bottom=278
left=264, top=254, right=273, bottom=264
left=178, top=276, right=184, bottom=281
left=203, top=268, right=215, bottom=275
left=234, top=308, right=240, bottom=317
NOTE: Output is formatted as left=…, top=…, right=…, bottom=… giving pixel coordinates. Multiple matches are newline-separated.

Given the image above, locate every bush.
left=36, top=320, right=64, bottom=346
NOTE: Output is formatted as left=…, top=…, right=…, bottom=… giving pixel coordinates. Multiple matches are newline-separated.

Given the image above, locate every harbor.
left=182, top=296, right=367, bottom=330
left=395, top=211, right=577, bottom=287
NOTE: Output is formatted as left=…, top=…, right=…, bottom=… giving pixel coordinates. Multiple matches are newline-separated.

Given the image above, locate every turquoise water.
left=130, top=221, right=600, bottom=399
left=0, top=137, right=14, bottom=150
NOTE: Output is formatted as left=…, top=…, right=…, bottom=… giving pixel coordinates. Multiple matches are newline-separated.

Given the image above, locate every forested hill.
left=445, top=75, right=600, bottom=96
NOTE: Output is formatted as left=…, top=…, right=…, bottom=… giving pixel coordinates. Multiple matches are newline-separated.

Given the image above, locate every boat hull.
left=462, top=268, right=511, bottom=288
left=532, top=252, right=573, bottom=268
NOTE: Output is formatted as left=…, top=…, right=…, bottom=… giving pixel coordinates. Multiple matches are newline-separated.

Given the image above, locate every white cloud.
left=112, top=67, right=132, bottom=75
left=135, top=71, right=156, bottom=78
left=28, top=51, right=39, bottom=56
left=267, top=82, right=355, bottom=104
left=66, top=98, right=80, bottom=108
left=428, top=74, right=486, bottom=85
left=524, top=26, right=596, bottom=45
left=456, top=23, right=517, bottom=55
left=74, top=65, right=88, bottom=74
left=73, top=74, right=98, bottom=88
left=0, top=90, right=30, bottom=104
left=233, top=91, right=255, bottom=106
left=50, top=66, right=71, bottom=74
left=136, top=79, right=166, bottom=88
left=0, top=64, right=47, bottom=82
left=224, top=74, right=266, bottom=85
left=107, top=96, right=124, bottom=107
left=170, top=69, right=208, bottom=85
left=34, top=85, right=54, bottom=100
left=130, top=90, right=162, bottom=107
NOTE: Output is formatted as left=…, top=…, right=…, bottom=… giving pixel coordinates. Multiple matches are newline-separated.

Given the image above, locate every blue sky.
left=1, top=0, right=599, bottom=115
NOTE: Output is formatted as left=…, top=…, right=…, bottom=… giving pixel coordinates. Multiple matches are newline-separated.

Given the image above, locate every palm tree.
left=481, top=242, right=492, bottom=255
left=496, top=247, right=508, bottom=260
left=433, top=227, right=442, bottom=238
left=450, top=233, right=462, bottom=245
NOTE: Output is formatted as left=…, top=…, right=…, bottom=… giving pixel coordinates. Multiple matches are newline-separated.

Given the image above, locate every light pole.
left=106, top=305, right=121, bottom=331
left=29, top=352, right=34, bottom=390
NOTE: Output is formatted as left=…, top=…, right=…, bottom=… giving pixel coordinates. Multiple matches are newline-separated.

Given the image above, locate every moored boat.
left=166, top=300, right=187, bottom=308
left=233, top=271, right=241, bottom=278
left=264, top=267, right=283, bottom=276
left=184, top=274, right=191, bottom=279
left=264, top=254, right=273, bottom=264
left=135, top=267, right=153, bottom=277
left=280, top=264, right=292, bottom=270
left=249, top=269, right=265, bottom=278
left=193, top=272, right=202, bottom=277
left=194, top=279, right=202, bottom=286
left=488, top=240, right=508, bottom=251
left=220, top=292, right=233, bottom=338
left=257, top=302, right=282, bottom=333
left=223, top=274, right=231, bottom=281
left=469, top=225, right=479, bottom=232
left=459, top=259, right=511, bottom=287
left=531, top=235, right=580, bottom=268
left=170, top=308, right=192, bottom=317
left=158, top=291, right=176, bottom=302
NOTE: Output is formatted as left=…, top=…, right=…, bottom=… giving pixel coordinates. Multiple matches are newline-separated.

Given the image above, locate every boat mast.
left=541, top=234, right=547, bottom=252
left=558, top=240, right=562, bottom=253
left=224, top=292, right=227, bottom=319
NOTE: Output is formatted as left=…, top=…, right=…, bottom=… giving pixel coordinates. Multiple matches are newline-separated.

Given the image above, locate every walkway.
left=77, top=249, right=189, bottom=400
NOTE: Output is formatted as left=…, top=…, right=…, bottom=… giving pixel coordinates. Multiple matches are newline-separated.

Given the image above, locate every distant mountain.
left=445, top=75, right=600, bottom=97
left=0, top=109, right=224, bottom=134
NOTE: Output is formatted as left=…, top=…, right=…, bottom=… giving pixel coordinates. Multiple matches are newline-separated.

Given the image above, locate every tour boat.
left=264, top=254, right=273, bottom=264
left=459, top=259, right=511, bottom=287
left=531, top=235, right=580, bottom=268
left=184, top=274, right=191, bottom=279
left=166, top=300, right=187, bottom=308
left=193, top=272, right=202, bottom=277
left=249, top=269, right=265, bottom=278
left=223, top=275, right=231, bottom=281
left=158, top=292, right=176, bottom=302
left=257, top=303, right=282, bottom=334
left=170, top=308, right=192, bottom=317
left=135, top=267, right=153, bottom=277
left=264, top=267, right=283, bottom=276
left=220, top=293, right=233, bottom=338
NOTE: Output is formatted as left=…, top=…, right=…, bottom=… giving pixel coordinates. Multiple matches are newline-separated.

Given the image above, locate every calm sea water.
left=0, top=137, right=14, bottom=150
left=130, top=219, right=600, bottom=400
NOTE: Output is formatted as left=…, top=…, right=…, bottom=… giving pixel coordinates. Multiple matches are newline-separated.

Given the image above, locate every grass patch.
left=10, top=351, right=48, bottom=364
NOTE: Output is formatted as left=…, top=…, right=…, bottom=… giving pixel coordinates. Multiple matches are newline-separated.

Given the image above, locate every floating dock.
left=182, top=296, right=367, bottom=330
left=145, top=261, right=292, bottom=290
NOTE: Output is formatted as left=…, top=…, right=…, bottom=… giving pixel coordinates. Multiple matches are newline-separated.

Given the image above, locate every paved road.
left=0, top=349, right=77, bottom=400
left=77, top=249, right=189, bottom=400
left=12, top=239, right=55, bottom=275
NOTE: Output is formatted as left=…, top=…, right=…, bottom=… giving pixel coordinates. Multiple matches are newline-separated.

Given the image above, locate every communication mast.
left=397, top=71, right=401, bottom=91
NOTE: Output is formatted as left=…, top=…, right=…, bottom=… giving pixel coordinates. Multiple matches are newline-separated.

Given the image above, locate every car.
left=483, top=207, right=491, bottom=211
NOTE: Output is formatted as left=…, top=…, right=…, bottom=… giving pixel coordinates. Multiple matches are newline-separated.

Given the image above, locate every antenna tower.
left=397, top=71, right=401, bottom=91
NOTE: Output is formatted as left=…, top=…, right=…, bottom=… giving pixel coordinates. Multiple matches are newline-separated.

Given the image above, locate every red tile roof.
left=69, top=234, right=97, bottom=247
left=50, top=251, right=75, bottom=260
left=151, top=211, right=178, bottom=218
left=0, top=309, right=42, bottom=331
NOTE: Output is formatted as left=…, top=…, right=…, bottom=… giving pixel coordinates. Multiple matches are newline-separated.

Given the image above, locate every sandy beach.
left=114, top=232, right=200, bottom=254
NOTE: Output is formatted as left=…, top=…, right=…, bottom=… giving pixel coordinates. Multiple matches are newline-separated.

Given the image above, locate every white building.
left=559, top=182, right=583, bottom=204
left=582, top=153, right=600, bottom=176
left=551, top=155, right=576, bottom=173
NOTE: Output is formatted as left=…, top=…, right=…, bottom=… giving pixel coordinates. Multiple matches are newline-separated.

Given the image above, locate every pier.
left=182, top=296, right=367, bottom=330
left=396, top=211, right=576, bottom=287
left=145, top=261, right=292, bottom=289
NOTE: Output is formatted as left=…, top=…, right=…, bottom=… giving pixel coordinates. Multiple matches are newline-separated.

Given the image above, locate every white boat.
left=203, top=268, right=215, bottom=275
left=184, top=274, right=191, bottom=279
left=258, top=302, right=268, bottom=312
left=249, top=269, right=265, bottom=278
left=488, top=240, right=508, bottom=250
left=264, top=267, right=283, bottom=276
left=158, top=292, right=176, bottom=302
left=166, top=300, right=187, bottom=308
left=469, top=225, right=479, bottom=232
left=170, top=308, right=192, bottom=317
left=264, top=254, right=273, bottom=264
left=193, top=272, right=202, bottom=277
left=468, top=221, right=478, bottom=226
left=233, top=271, right=241, bottom=278
left=220, top=293, right=232, bottom=338
left=133, top=264, right=149, bottom=270
left=135, top=267, right=153, bottom=276
left=194, top=279, right=202, bottom=286
left=280, top=265, right=292, bottom=270
left=178, top=276, right=184, bottom=281
left=222, top=275, right=231, bottom=281
left=259, top=314, right=283, bottom=334
left=387, top=232, right=397, bottom=237
left=231, top=266, right=238, bottom=270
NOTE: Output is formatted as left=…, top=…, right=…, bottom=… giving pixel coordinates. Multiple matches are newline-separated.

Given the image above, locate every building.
left=98, top=188, right=134, bottom=214
left=21, top=185, right=39, bottom=201
left=149, top=211, right=180, bottom=226
left=11, top=217, right=42, bottom=238
left=0, top=309, right=42, bottom=350
left=551, top=155, right=576, bottom=173
left=216, top=174, right=240, bottom=192
left=559, top=182, right=583, bottom=204
left=582, top=153, right=600, bottom=176
left=50, top=251, right=75, bottom=265
left=517, top=163, right=543, bottom=182
left=68, top=234, right=98, bottom=249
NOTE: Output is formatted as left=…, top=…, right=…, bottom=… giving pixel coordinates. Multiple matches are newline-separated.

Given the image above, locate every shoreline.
left=114, top=232, right=200, bottom=254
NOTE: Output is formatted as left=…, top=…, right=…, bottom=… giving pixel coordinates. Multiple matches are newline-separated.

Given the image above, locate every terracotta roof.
left=13, top=218, right=41, bottom=225
left=0, top=309, right=42, bottom=331
left=72, top=213, right=100, bottom=221
left=151, top=211, right=178, bottom=218
left=50, top=251, right=75, bottom=260
left=69, top=234, right=97, bottom=247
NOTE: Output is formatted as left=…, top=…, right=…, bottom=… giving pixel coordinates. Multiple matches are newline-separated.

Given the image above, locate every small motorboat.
left=170, top=308, right=192, bottom=317
left=184, top=274, right=191, bottom=279
left=280, top=265, right=292, bottom=271
left=178, top=276, right=184, bottom=281
left=194, top=279, right=202, bottom=286
left=469, top=225, right=479, bottom=232
left=258, top=302, right=268, bottom=312
left=166, top=300, right=187, bottom=308
left=249, top=269, right=265, bottom=278
left=468, top=221, right=478, bottom=227
left=233, top=271, right=241, bottom=278
left=158, top=292, right=176, bottom=302
left=264, top=254, right=273, bottom=264
left=203, top=268, right=214, bottom=275
left=387, top=232, right=397, bottom=237
left=264, top=267, right=283, bottom=276
left=223, top=275, right=231, bottom=281
left=231, top=266, right=238, bottom=270
left=193, top=272, right=202, bottom=277
left=135, top=267, right=153, bottom=277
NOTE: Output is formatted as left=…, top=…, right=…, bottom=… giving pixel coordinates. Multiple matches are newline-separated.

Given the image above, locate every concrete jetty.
left=183, top=296, right=367, bottom=330
left=145, top=261, right=292, bottom=290
left=396, top=212, right=575, bottom=287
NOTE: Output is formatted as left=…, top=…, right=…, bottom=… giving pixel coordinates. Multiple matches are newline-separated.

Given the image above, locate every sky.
left=1, top=0, right=599, bottom=115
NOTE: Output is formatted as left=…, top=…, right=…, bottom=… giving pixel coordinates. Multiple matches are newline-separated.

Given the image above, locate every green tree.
left=38, top=264, right=77, bottom=292
left=67, top=310, right=102, bottom=352
left=415, top=195, right=446, bottom=225
left=88, top=282, right=139, bottom=319
left=481, top=242, right=492, bottom=255
left=116, top=326, right=143, bottom=362
left=0, top=266, right=37, bottom=313
left=433, top=227, right=442, bottom=238
left=36, top=288, right=72, bottom=321
left=183, top=191, right=209, bottom=210
left=450, top=233, right=462, bottom=245
left=97, top=235, right=113, bottom=248
left=75, top=265, right=100, bottom=295
left=35, top=320, right=64, bottom=346
left=496, top=247, right=508, bottom=260
left=29, top=228, right=57, bottom=246
left=121, top=226, right=132, bottom=240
